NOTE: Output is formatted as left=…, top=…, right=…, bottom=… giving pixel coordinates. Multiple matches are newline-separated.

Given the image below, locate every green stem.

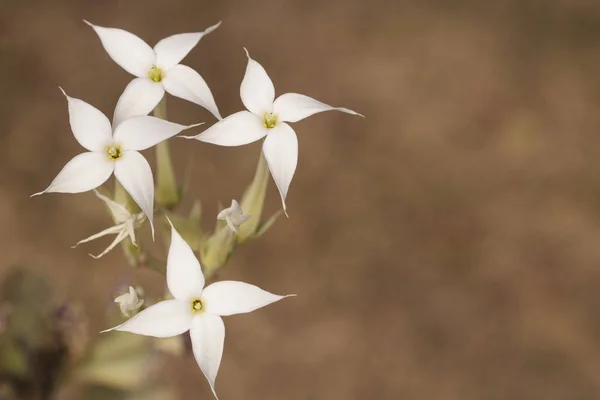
left=153, top=97, right=180, bottom=208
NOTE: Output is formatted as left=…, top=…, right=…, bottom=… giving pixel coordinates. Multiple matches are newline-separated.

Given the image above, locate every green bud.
left=237, top=153, right=280, bottom=244
left=200, top=225, right=236, bottom=279
left=162, top=202, right=204, bottom=253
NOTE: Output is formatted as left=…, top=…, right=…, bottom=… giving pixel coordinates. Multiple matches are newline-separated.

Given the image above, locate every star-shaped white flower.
left=115, top=286, right=144, bottom=317
left=32, top=89, right=200, bottom=236
left=72, top=190, right=145, bottom=258
left=85, top=20, right=222, bottom=126
left=102, top=219, right=293, bottom=398
left=184, top=49, right=363, bottom=215
left=217, top=199, right=251, bottom=233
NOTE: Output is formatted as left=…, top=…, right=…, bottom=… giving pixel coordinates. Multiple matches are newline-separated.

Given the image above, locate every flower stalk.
left=153, top=97, right=180, bottom=209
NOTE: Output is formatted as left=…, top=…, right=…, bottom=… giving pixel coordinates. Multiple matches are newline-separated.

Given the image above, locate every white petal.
left=113, top=151, right=155, bottom=234
left=273, top=92, right=363, bottom=123
left=32, top=152, right=113, bottom=196
left=224, top=217, right=239, bottom=233
left=190, top=314, right=224, bottom=399
left=182, top=111, right=267, bottom=146
left=202, top=281, right=291, bottom=316
left=262, top=123, right=298, bottom=215
left=102, top=299, right=192, bottom=338
left=113, top=78, right=165, bottom=127
left=166, top=218, right=205, bottom=301
left=163, top=64, right=221, bottom=120
left=230, top=214, right=251, bottom=230
left=216, top=209, right=228, bottom=220
left=154, top=21, right=221, bottom=70
left=230, top=199, right=241, bottom=212
left=114, top=115, right=201, bottom=151
left=114, top=289, right=132, bottom=304
left=84, top=20, right=155, bottom=78
left=240, top=48, right=275, bottom=117
left=59, top=88, right=112, bottom=151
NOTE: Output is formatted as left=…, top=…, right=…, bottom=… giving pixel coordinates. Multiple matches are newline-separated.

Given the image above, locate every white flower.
left=31, top=89, right=200, bottom=236
left=102, top=219, right=293, bottom=398
left=84, top=20, right=222, bottom=126
left=217, top=199, right=251, bottom=233
left=72, top=190, right=145, bottom=258
left=184, top=49, right=363, bottom=215
left=115, top=286, right=144, bottom=317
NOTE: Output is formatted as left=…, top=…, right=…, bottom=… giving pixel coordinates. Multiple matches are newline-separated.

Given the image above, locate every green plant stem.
left=153, top=97, right=179, bottom=208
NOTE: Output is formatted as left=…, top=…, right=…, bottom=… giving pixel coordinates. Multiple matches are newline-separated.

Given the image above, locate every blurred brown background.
left=3, top=0, right=600, bottom=399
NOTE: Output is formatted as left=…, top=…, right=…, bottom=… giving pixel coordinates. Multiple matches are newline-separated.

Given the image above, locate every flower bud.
left=114, top=286, right=144, bottom=317
left=237, top=153, right=281, bottom=244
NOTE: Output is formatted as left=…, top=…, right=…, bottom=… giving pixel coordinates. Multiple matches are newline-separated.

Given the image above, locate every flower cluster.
left=32, top=19, right=360, bottom=398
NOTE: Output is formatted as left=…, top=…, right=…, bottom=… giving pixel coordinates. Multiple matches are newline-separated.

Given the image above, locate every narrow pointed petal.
left=90, top=229, right=129, bottom=259
left=32, top=152, right=113, bottom=196
left=202, top=281, right=292, bottom=316
left=163, top=64, right=221, bottom=120
left=262, top=123, right=298, bottom=215
left=240, top=48, right=275, bottom=116
left=216, top=208, right=228, bottom=220
left=93, top=190, right=130, bottom=222
left=113, top=78, right=165, bottom=127
left=182, top=111, right=267, bottom=146
left=114, top=115, right=201, bottom=151
left=224, top=217, right=239, bottom=233
left=73, top=224, right=123, bottom=247
left=85, top=21, right=155, bottom=78
left=124, top=219, right=138, bottom=246
left=190, top=314, right=224, bottom=399
left=59, top=88, right=112, bottom=151
left=154, top=21, right=222, bottom=70
left=166, top=218, right=205, bottom=301
left=273, top=92, right=363, bottom=123
left=102, top=299, right=192, bottom=338
left=230, top=199, right=241, bottom=212
left=113, top=151, right=154, bottom=234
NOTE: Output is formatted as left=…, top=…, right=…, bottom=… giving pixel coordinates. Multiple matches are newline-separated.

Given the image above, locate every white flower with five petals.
left=72, top=190, right=145, bottom=258
left=217, top=199, right=251, bottom=233
left=32, top=89, right=200, bottom=236
left=85, top=20, right=222, bottom=126
left=184, top=49, right=363, bottom=215
left=102, top=219, right=293, bottom=398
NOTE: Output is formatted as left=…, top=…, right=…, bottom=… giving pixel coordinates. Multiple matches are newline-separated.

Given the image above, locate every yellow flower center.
left=192, top=299, right=204, bottom=313
left=105, top=145, right=122, bottom=161
left=148, top=66, right=165, bottom=83
left=263, top=112, right=278, bottom=129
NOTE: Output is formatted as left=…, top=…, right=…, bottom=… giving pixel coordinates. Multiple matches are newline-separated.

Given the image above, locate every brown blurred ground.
left=3, top=0, right=600, bottom=399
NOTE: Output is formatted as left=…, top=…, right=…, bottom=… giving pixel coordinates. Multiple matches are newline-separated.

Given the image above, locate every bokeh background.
left=3, top=0, right=600, bottom=399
